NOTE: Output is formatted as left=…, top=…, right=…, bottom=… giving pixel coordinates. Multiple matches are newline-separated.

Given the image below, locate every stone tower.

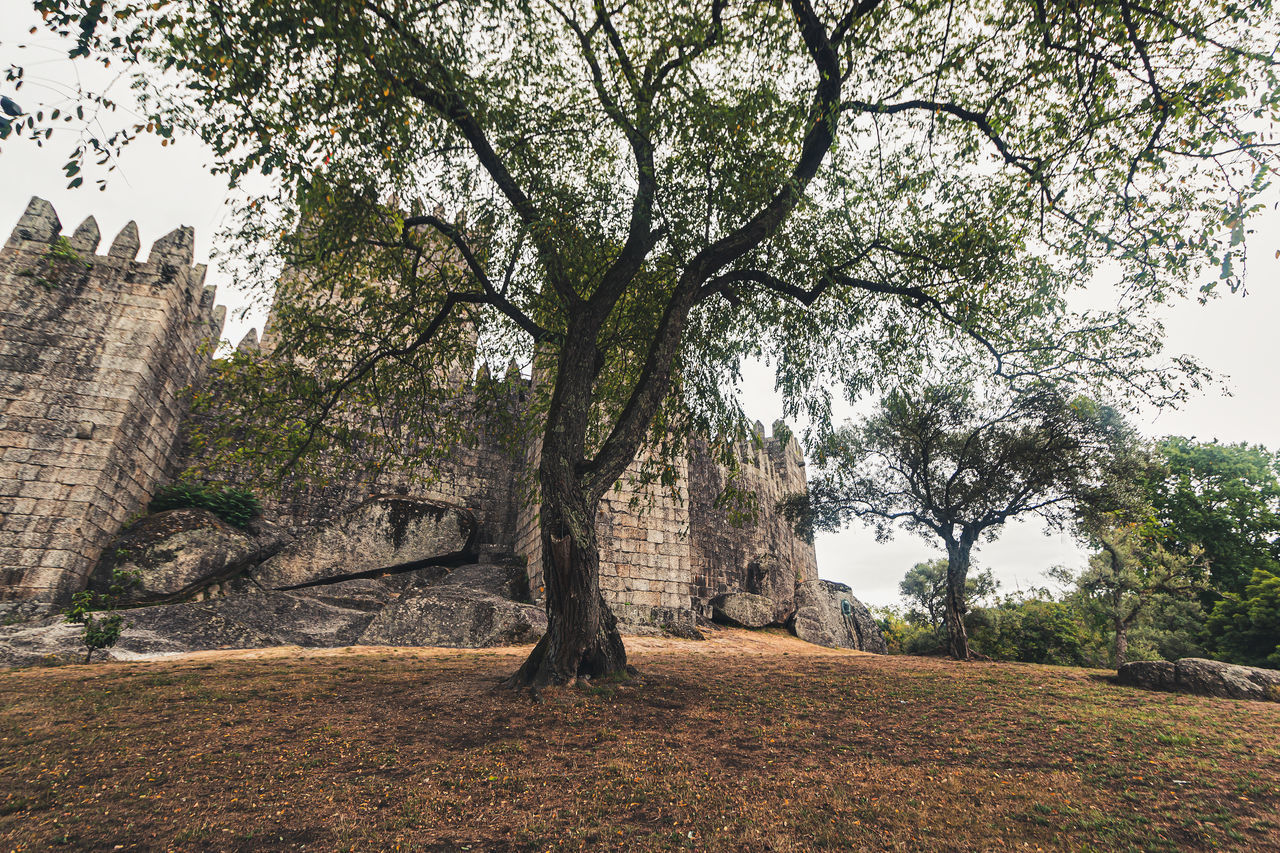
left=0, top=198, right=224, bottom=608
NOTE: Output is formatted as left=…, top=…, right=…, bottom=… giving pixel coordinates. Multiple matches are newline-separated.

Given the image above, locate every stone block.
left=710, top=592, right=778, bottom=628
left=17, top=481, right=65, bottom=500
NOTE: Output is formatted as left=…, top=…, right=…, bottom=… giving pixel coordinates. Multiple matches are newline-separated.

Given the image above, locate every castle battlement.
left=0, top=198, right=224, bottom=604
left=0, top=199, right=817, bottom=627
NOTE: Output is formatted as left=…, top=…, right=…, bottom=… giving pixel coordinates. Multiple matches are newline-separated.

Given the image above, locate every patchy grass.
left=1, top=630, right=1277, bottom=852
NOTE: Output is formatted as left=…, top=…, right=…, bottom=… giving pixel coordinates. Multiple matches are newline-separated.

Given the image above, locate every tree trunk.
left=1114, top=617, right=1129, bottom=668
left=506, top=470, right=626, bottom=688
left=944, top=537, right=973, bottom=660
left=505, top=346, right=628, bottom=688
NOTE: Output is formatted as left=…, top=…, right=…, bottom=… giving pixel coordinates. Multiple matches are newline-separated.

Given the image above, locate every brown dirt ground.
left=1, top=627, right=1278, bottom=852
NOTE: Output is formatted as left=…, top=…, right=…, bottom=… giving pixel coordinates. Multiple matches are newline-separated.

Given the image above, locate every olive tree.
left=1074, top=520, right=1208, bottom=665
left=14, top=0, right=1279, bottom=684
left=784, top=386, right=1141, bottom=658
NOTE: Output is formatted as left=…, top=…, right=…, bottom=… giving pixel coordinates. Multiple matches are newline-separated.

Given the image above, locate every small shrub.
left=149, top=482, right=262, bottom=528
left=64, top=568, right=140, bottom=663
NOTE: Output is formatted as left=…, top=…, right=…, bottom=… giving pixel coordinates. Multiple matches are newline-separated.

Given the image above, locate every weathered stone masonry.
left=0, top=199, right=818, bottom=628
left=0, top=198, right=224, bottom=604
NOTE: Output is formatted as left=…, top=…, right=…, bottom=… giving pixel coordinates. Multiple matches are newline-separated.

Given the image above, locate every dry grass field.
left=1, top=628, right=1278, bottom=851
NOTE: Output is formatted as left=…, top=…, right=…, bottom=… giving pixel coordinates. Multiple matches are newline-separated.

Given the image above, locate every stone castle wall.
left=0, top=200, right=819, bottom=624
left=183, top=362, right=530, bottom=552
left=0, top=198, right=224, bottom=604
left=517, top=429, right=813, bottom=625
left=688, top=426, right=819, bottom=623
left=518, top=447, right=696, bottom=624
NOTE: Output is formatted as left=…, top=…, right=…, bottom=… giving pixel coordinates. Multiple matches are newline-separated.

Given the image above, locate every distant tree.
left=900, top=558, right=997, bottom=644
left=1072, top=518, right=1208, bottom=666
left=23, top=0, right=1279, bottom=686
left=785, top=384, right=1139, bottom=659
left=1205, top=569, right=1280, bottom=668
left=1148, top=439, right=1280, bottom=598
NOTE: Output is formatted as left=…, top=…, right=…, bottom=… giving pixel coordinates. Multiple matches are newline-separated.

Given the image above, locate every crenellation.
left=0, top=199, right=226, bottom=606
left=6, top=198, right=61, bottom=250
left=147, top=226, right=196, bottom=267
left=68, top=216, right=101, bottom=253
left=108, top=221, right=141, bottom=260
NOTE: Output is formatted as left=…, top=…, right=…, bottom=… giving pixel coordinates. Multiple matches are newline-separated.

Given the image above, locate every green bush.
left=149, top=482, right=262, bottom=529
left=1206, top=569, right=1280, bottom=668
left=64, top=568, right=140, bottom=663
left=873, top=607, right=943, bottom=655
left=968, top=599, right=1089, bottom=666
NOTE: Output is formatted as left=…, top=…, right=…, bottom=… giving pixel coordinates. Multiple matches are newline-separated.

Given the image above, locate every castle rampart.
left=0, top=200, right=821, bottom=627
left=0, top=198, right=223, bottom=604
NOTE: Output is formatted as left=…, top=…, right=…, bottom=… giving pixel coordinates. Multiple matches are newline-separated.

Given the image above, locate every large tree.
left=1148, top=438, right=1280, bottom=597
left=12, top=0, right=1278, bottom=684
left=784, top=385, right=1140, bottom=658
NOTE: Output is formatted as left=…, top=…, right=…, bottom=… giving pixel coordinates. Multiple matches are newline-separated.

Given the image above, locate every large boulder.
left=790, top=580, right=887, bottom=654
left=1115, top=660, right=1177, bottom=692
left=359, top=587, right=546, bottom=648
left=1117, top=657, right=1280, bottom=702
left=89, top=509, right=276, bottom=605
left=1174, top=658, right=1280, bottom=702
left=710, top=592, right=779, bottom=628
left=252, top=496, right=476, bottom=590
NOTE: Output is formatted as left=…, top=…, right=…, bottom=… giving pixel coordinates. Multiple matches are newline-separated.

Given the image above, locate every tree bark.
left=505, top=466, right=627, bottom=687
left=1114, top=617, right=1129, bottom=667
left=944, top=536, right=973, bottom=660
left=505, top=329, right=629, bottom=688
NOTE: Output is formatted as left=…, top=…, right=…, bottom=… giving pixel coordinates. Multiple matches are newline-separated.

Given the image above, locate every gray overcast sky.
left=3, top=11, right=1278, bottom=607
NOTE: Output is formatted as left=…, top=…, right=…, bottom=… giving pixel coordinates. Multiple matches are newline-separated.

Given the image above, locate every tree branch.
left=275, top=290, right=494, bottom=476
left=401, top=214, right=551, bottom=342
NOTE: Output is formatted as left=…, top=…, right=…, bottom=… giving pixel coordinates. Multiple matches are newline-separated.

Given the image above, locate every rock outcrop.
left=0, top=558, right=543, bottom=666
left=89, top=509, right=286, bottom=605
left=790, top=580, right=887, bottom=653
left=1117, top=657, right=1280, bottom=702
left=252, top=496, right=476, bottom=590
left=360, top=586, right=546, bottom=648
left=710, top=592, right=778, bottom=628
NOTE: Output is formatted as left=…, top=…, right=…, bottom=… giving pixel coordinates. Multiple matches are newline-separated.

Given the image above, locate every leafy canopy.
left=10, top=0, right=1279, bottom=479
left=785, top=383, right=1144, bottom=549
left=1148, top=437, right=1280, bottom=596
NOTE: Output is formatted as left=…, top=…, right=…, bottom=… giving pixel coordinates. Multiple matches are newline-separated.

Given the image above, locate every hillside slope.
left=2, top=630, right=1277, bottom=851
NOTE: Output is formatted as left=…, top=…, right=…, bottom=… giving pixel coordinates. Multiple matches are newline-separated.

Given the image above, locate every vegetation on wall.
left=148, top=483, right=262, bottom=530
